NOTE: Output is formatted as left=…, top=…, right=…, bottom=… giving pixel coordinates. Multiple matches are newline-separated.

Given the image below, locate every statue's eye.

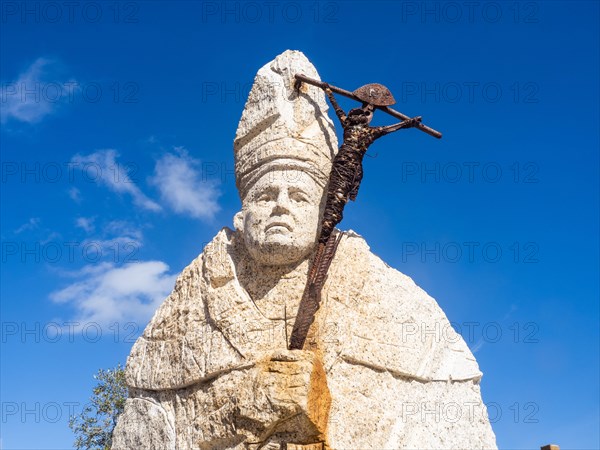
left=257, top=190, right=275, bottom=202
left=290, top=190, right=309, bottom=203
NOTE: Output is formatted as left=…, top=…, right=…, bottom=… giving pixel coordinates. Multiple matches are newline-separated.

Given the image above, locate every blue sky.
left=1, top=1, right=598, bottom=448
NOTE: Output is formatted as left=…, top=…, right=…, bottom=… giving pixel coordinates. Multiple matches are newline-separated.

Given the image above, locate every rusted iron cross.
left=289, top=73, right=441, bottom=350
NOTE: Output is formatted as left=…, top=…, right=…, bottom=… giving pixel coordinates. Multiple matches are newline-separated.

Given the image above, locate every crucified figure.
left=289, top=77, right=429, bottom=350
left=318, top=85, right=422, bottom=245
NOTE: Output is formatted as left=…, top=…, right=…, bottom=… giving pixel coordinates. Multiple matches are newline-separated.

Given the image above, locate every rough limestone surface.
left=112, top=50, right=497, bottom=449
left=233, top=49, right=338, bottom=199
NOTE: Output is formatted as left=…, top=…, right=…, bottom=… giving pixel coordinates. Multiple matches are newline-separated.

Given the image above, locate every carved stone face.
left=236, top=168, right=324, bottom=266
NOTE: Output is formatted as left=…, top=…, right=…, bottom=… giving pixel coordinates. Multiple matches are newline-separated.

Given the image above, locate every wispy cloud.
left=68, top=186, right=81, bottom=203
left=50, top=260, right=177, bottom=326
left=502, top=304, right=518, bottom=321
left=79, top=220, right=144, bottom=260
left=471, top=339, right=486, bottom=354
left=102, top=220, right=143, bottom=243
left=71, top=149, right=161, bottom=212
left=75, top=217, right=95, bottom=233
left=14, top=217, right=40, bottom=234
left=471, top=304, right=519, bottom=354
left=11, top=218, right=61, bottom=245
left=0, top=57, right=74, bottom=124
left=49, top=218, right=164, bottom=326
left=150, top=148, right=220, bottom=221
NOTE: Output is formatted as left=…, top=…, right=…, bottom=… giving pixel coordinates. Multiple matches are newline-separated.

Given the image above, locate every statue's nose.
left=271, top=191, right=292, bottom=215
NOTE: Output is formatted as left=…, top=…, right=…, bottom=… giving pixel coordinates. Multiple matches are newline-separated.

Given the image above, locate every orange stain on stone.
left=307, top=350, right=332, bottom=448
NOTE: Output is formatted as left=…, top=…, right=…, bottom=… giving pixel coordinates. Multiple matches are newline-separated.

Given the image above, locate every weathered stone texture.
left=112, top=50, right=496, bottom=449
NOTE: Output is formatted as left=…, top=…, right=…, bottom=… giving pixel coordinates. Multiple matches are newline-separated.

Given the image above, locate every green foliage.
left=69, top=364, right=127, bottom=450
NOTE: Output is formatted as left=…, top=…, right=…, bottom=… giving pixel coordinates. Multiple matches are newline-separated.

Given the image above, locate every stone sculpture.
left=111, top=50, right=497, bottom=449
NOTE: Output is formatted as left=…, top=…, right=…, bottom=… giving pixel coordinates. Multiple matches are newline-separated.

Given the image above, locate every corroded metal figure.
left=319, top=84, right=421, bottom=244
left=290, top=75, right=436, bottom=350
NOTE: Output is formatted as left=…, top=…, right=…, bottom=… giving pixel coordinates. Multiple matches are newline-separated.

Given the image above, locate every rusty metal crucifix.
left=289, top=73, right=442, bottom=350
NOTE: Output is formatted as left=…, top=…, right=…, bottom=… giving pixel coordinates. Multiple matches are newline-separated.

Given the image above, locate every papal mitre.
left=233, top=50, right=339, bottom=199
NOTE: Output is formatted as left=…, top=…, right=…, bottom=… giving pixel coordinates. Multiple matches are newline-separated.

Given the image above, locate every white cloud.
left=75, top=217, right=95, bottom=233
left=150, top=148, right=220, bottom=221
left=50, top=260, right=177, bottom=326
left=78, top=220, right=144, bottom=262
left=40, top=231, right=62, bottom=245
left=0, top=57, right=74, bottom=124
left=472, top=304, right=519, bottom=354
left=471, top=339, right=485, bottom=354
left=102, top=220, right=143, bottom=243
left=14, top=217, right=40, bottom=234
left=68, top=186, right=81, bottom=203
left=71, top=149, right=161, bottom=212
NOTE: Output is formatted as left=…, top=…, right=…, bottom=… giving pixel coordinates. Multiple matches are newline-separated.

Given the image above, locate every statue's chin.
left=246, top=240, right=311, bottom=267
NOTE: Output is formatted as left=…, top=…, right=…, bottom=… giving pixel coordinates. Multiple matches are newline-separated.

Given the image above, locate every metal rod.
left=294, top=73, right=442, bottom=139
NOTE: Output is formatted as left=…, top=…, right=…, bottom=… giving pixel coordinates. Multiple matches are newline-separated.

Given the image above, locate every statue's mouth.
left=265, top=221, right=292, bottom=232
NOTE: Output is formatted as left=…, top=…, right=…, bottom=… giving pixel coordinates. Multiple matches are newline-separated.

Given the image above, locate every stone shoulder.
left=328, top=230, right=482, bottom=382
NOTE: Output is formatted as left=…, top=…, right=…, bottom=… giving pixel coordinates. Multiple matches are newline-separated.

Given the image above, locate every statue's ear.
left=233, top=211, right=244, bottom=232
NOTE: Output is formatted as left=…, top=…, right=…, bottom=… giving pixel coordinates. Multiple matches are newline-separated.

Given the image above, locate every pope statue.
left=111, top=50, right=497, bottom=449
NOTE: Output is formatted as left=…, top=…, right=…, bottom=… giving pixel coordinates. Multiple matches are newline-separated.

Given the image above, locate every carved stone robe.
left=112, top=228, right=497, bottom=449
